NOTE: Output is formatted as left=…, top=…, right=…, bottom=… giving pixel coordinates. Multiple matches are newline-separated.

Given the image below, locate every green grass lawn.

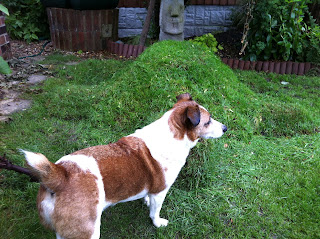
left=0, top=41, right=319, bottom=238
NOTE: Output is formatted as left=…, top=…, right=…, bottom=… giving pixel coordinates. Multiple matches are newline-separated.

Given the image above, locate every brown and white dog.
left=21, top=93, right=227, bottom=239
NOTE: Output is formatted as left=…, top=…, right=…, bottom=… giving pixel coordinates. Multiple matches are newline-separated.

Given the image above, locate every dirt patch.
left=215, top=30, right=243, bottom=59
left=0, top=40, right=125, bottom=122
left=0, top=40, right=56, bottom=122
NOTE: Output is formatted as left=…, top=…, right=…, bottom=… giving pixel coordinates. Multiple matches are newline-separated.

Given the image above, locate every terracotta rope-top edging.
left=106, top=40, right=316, bottom=75
left=107, top=40, right=147, bottom=58
left=221, top=58, right=317, bottom=75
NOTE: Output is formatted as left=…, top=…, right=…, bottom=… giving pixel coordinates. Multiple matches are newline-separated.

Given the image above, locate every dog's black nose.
left=222, top=125, right=227, bottom=133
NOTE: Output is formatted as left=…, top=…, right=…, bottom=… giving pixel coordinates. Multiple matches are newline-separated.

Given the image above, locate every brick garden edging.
left=106, top=40, right=317, bottom=75
left=0, top=11, right=12, bottom=60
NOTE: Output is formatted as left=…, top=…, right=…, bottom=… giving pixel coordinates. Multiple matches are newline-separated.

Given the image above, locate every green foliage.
left=2, top=0, right=49, bottom=42
left=305, top=17, right=320, bottom=63
left=0, top=56, right=11, bottom=74
left=190, top=33, right=223, bottom=53
left=245, top=0, right=320, bottom=62
left=0, top=3, right=9, bottom=15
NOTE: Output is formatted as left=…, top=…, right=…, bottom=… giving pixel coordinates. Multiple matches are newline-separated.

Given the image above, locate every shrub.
left=305, top=16, right=320, bottom=63
left=2, top=0, right=49, bottom=42
left=189, top=33, right=223, bottom=53
left=240, top=0, right=320, bottom=62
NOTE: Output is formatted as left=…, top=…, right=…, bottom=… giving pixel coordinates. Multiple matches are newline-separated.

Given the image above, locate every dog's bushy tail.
left=21, top=150, right=67, bottom=192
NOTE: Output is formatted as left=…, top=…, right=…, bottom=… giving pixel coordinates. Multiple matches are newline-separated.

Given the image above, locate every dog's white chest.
left=131, top=110, right=194, bottom=186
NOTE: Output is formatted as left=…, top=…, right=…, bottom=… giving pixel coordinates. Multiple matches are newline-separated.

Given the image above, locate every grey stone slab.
left=0, top=99, right=32, bottom=116
left=0, top=116, right=12, bottom=123
left=27, top=74, right=47, bottom=85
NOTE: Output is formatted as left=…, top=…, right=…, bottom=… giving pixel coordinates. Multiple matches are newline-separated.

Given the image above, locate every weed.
left=189, top=33, right=223, bottom=53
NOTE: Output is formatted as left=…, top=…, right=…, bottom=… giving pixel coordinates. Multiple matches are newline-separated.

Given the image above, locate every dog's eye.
left=204, top=120, right=211, bottom=127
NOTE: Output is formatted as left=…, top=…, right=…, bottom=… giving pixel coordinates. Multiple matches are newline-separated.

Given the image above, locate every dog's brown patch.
left=72, top=136, right=166, bottom=203
left=169, top=95, right=213, bottom=142
left=37, top=163, right=99, bottom=239
left=169, top=100, right=201, bottom=141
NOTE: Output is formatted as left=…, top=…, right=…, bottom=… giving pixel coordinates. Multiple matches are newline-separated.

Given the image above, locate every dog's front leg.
left=148, top=190, right=169, bottom=227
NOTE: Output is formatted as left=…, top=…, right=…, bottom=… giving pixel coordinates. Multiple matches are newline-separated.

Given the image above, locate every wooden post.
left=139, top=0, right=156, bottom=46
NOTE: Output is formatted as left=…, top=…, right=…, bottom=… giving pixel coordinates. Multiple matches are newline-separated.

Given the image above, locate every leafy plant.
left=305, top=15, right=320, bottom=63
left=241, top=0, right=320, bottom=62
left=0, top=3, right=9, bottom=15
left=2, top=0, right=49, bottom=42
left=0, top=56, right=11, bottom=74
left=190, top=33, right=223, bottom=53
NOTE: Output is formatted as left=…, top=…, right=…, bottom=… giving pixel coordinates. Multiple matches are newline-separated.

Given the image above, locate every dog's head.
left=169, top=93, right=227, bottom=142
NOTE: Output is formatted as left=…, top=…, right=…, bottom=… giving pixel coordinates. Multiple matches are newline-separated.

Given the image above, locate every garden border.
left=107, top=40, right=147, bottom=58
left=107, top=40, right=318, bottom=75
left=221, top=58, right=317, bottom=75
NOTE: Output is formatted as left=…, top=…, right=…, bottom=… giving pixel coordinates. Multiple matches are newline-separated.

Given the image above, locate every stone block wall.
left=184, top=5, right=236, bottom=37
left=118, top=8, right=147, bottom=38
left=118, top=5, right=238, bottom=38
left=0, top=11, right=11, bottom=59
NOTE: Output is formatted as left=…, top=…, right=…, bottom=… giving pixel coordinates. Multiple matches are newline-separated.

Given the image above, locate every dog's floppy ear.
left=176, top=93, right=192, bottom=102
left=186, top=105, right=200, bottom=127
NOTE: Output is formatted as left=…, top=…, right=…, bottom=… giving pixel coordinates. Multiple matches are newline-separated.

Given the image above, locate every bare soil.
left=0, top=40, right=55, bottom=122
left=215, top=30, right=242, bottom=59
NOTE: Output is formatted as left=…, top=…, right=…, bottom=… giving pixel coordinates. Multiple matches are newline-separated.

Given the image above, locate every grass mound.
left=49, top=40, right=318, bottom=139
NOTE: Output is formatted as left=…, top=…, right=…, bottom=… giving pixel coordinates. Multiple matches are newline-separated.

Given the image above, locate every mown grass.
left=0, top=41, right=319, bottom=238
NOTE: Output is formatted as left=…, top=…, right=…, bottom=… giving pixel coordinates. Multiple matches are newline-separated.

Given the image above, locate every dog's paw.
left=153, top=218, right=168, bottom=228
left=143, top=195, right=150, bottom=207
